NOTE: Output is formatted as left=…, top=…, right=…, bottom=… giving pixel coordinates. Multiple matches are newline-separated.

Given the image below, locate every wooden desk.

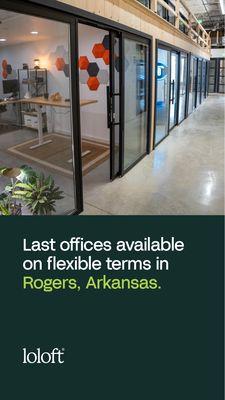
left=0, top=97, right=98, bottom=108
left=0, top=97, right=98, bottom=149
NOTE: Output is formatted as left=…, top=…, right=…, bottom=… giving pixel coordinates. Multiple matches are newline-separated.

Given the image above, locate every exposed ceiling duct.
left=185, top=0, right=225, bottom=30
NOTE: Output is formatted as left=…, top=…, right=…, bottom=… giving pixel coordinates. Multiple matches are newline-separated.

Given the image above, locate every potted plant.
left=0, top=166, right=64, bottom=216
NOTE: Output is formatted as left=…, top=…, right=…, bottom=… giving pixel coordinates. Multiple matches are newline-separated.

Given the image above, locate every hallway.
left=82, top=94, right=224, bottom=215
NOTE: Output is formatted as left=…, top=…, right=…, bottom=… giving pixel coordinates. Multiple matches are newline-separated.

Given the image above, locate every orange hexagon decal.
left=55, top=57, right=65, bottom=71
left=87, top=76, right=100, bottom=91
left=2, top=59, right=8, bottom=69
left=92, top=43, right=105, bottom=58
left=102, top=50, right=110, bottom=65
left=2, top=70, right=8, bottom=79
left=79, top=56, right=89, bottom=70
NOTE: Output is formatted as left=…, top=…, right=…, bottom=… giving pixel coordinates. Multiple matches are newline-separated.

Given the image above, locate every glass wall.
left=169, top=52, right=179, bottom=129
left=208, top=59, right=216, bottom=93
left=201, top=60, right=206, bottom=100
left=218, top=59, right=225, bottom=93
left=124, top=38, right=149, bottom=170
left=196, top=59, right=202, bottom=107
left=0, top=9, right=77, bottom=215
left=188, top=56, right=195, bottom=114
left=178, top=52, right=188, bottom=123
left=155, top=48, right=170, bottom=145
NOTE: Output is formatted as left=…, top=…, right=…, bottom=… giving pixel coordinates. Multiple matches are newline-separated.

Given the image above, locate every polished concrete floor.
left=0, top=94, right=224, bottom=215
left=83, top=94, right=224, bottom=215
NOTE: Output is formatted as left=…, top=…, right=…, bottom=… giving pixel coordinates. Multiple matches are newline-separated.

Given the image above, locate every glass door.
left=208, top=59, right=217, bottom=93
left=201, top=60, right=206, bottom=100
left=155, top=47, right=170, bottom=145
left=108, top=32, right=121, bottom=180
left=188, top=55, right=194, bottom=114
left=169, top=52, right=179, bottom=130
left=196, top=59, right=202, bottom=106
left=193, top=57, right=198, bottom=108
left=218, top=58, right=225, bottom=93
left=178, top=52, right=187, bottom=123
left=122, top=34, right=149, bottom=173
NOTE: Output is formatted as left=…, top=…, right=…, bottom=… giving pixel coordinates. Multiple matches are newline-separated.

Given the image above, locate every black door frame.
left=0, top=0, right=83, bottom=215
left=178, top=51, right=189, bottom=125
left=109, top=31, right=122, bottom=181
left=120, top=32, right=151, bottom=176
left=196, top=58, right=203, bottom=107
left=153, top=40, right=189, bottom=148
left=168, top=50, right=179, bottom=132
left=1, top=0, right=153, bottom=214
left=217, top=58, right=225, bottom=93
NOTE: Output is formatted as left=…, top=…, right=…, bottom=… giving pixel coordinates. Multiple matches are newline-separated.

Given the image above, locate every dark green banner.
left=1, top=216, right=224, bottom=399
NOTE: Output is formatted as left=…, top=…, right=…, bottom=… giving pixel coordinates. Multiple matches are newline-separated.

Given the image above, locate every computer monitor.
left=2, top=79, right=19, bottom=96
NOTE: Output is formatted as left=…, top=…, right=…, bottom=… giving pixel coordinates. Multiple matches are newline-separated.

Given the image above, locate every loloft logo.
left=22, top=347, right=65, bottom=365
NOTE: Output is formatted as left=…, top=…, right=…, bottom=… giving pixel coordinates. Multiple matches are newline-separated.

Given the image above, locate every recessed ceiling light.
left=30, top=31, right=39, bottom=35
left=0, top=38, right=6, bottom=42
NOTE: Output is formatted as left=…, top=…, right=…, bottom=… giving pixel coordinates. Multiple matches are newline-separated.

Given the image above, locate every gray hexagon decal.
left=98, top=69, right=109, bottom=84
left=87, top=62, right=99, bottom=77
left=79, top=70, right=89, bottom=84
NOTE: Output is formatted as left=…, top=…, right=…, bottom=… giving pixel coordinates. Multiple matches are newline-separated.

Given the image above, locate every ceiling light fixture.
left=0, top=38, right=6, bottom=42
left=30, top=31, right=39, bottom=35
left=219, top=0, right=225, bottom=15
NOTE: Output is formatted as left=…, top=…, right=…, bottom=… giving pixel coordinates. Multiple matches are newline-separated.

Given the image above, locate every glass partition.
left=188, top=56, right=195, bottom=114
left=123, top=37, right=149, bottom=170
left=169, top=52, right=179, bottom=129
left=178, top=52, right=187, bottom=123
left=0, top=8, right=77, bottom=215
left=218, top=59, right=225, bottom=93
left=201, top=60, right=206, bottom=100
left=208, top=59, right=216, bottom=93
left=155, top=48, right=170, bottom=145
left=196, top=59, right=202, bottom=107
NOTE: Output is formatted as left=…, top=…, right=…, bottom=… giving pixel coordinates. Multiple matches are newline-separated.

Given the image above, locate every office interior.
left=0, top=0, right=224, bottom=215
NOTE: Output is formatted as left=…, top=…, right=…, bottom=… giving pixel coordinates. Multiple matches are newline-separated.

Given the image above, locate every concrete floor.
left=83, top=94, right=224, bottom=215
left=0, top=94, right=224, bottom=215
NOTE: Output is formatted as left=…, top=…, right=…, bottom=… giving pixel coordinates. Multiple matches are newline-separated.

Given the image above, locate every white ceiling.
left=0, top=9, right=69, bottom=46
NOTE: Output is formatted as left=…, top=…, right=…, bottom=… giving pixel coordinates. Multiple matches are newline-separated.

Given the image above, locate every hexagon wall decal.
left=87, top=76, right=100, bottom=91
left=6, top=64, right=12, bottom=74
left=2, top=70, right=8, bottom=79
left=2, top=59, right=7, bottom=69
left=87, top=62, right=99, bottom=77
left=98, top=69, right=109, bottom=84
left=92, top=43, right=105, bottom=58
left=79, top=56, right=89, bottom=70
left=79, top=70, right=89, bottom=84
left=102, top=35, right=110, bottom=50
left=63, top=64, right=70, bottom=78
left=102, top=50, right=110, bottom=65
left=55, top=57, right=65, bottom=71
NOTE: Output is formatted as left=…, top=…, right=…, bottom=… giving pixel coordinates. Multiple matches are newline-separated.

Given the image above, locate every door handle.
left=170, top=80, right=175, bottom=103
left=107, top=86, right=112, bottom=128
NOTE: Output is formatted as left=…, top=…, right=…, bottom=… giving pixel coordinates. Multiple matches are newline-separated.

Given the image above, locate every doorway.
left=122, top=34, right=150, bottom=174
left=169, top=52, right=179, bottom=130
left=0, top=1, right=151, bottom=215
left=77, top=23, right=151, bottom=210
left=196, top=59, right=202, bottom=107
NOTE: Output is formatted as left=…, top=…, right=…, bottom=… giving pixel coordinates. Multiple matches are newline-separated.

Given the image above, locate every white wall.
left=78, top=24, right=109, bottom=143
left=211, top=48, right=225, bottom=58
left=0, top=36, right=71, bottom=134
